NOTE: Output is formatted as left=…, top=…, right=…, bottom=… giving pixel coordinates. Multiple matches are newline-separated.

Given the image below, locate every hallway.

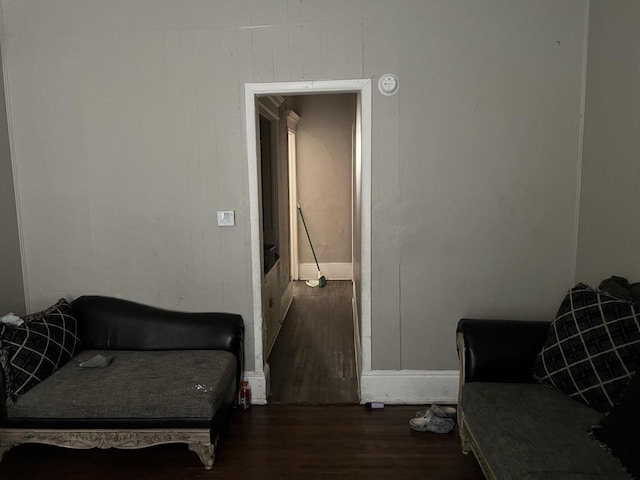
left=267, top=281, right=358, bottom=404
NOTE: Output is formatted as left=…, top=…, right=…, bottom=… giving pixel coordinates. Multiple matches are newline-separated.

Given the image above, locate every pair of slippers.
left=409, top=404, right=457, bottom=433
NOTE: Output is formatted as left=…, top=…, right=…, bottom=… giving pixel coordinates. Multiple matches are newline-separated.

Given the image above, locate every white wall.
left=294, top=94, right=355, bottom=266
left=0, top=42, right=25, bottom=315
left=1, top=0, right=588, bottom=372
left=576, top=0, right=640, bottom=285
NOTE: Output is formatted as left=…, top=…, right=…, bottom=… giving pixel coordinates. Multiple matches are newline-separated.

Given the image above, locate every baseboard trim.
left=265, top=322, right=283, bottom=361
left=298, top=263, right=352, bottom=280
left=360, top=370, right=459, bottom=405
left=266, top=292, right=293, bottom=360
left=243, top=371, right=267, bottom=405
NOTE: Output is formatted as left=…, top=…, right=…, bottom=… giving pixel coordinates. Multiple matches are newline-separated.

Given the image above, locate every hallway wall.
left=294, top=94, right=355, bottom=270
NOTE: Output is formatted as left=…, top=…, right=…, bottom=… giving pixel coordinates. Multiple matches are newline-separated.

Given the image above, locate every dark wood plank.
left=268, top=281, right=358, bottom=404
left=0, top=405, right=484, bottom=480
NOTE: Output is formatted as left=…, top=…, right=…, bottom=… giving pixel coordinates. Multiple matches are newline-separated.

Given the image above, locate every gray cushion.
left=7, top=350, right=236, bottom=420
left=461, top=382, right=629, bottom=480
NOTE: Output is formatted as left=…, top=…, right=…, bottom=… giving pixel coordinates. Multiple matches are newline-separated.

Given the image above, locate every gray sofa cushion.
left=7, top=350, right=236, bottom=420
left=461, top=382, right=629, bottom=480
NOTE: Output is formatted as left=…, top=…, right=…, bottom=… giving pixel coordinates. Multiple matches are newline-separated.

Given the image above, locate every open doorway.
left=244, top=80, right=372, bottom=405
left=270, top=93, right=357, bottom=403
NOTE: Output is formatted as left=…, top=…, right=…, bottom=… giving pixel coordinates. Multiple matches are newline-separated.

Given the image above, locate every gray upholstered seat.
left=461, top=382, right=628, bottom=480
left=7, top=350, right=236, bottom=420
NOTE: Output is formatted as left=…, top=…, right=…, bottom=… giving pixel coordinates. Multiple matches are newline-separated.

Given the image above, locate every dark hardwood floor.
left=268, top=281, right=358, bottom=404
left=0, top=405, right=484, bottom=479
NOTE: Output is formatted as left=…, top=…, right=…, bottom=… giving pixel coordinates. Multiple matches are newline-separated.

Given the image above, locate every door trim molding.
left=244, top=80, right=372, bottom=402
left=287, top=110, right=300, bottom=280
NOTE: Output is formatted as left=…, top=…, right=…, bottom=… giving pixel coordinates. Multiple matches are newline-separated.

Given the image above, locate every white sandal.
left=409, top=410, right=455, bottom=433
left=415, top=404, right=457, bottom=419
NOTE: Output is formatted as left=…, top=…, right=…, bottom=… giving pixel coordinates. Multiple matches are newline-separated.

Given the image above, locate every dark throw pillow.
left=599, top=275, right=640, bottom=303
left=0, top=298, right=81, bottom=401
left=533, top=283, right=640, bottom=412
left=591, top=373, right=640, bottom=478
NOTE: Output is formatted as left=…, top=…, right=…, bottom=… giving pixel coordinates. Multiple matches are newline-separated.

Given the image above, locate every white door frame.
left=286, top=110, right=300, bottom=281
left=244, top=80, right=372, bottom=402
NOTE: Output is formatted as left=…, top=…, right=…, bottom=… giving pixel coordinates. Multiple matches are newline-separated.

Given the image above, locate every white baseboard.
left=246, top=368, right=458, bottom=405
left=243, top=370, right=268, bottom=405
left=265, top=320, right=284, bottom=360
left=266, top=292, right=293, bottom=359
left=360, top=370, right=460, bottom=405
left=298, top=262, right=352, bottom=280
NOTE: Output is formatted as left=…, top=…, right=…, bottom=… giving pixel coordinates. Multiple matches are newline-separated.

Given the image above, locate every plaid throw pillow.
left=0, top=298, right=81, bottom=401
left=533, top=284, right=640, bottom=412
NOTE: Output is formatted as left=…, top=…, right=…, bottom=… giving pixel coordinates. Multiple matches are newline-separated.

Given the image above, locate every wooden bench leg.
left=457, top=409, right=471, bottom=455
left=188, top=435, right=217, bottom=470
left=0, top=442, right=13, bottom=463
left=459, top=424, right=471, bottom=455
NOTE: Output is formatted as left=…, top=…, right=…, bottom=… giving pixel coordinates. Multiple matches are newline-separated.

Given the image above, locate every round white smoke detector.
left=378, top=74, right=399, bottom=96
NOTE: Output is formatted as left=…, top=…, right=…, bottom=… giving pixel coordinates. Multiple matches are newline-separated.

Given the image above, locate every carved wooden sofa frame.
left=0, top=428, right=217, bottom=469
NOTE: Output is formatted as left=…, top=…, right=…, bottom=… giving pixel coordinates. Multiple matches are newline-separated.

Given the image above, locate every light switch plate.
left=217, top=210, right=235, bottom=227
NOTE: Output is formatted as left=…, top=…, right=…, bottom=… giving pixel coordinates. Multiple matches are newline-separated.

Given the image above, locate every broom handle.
left=297, top=204, right=321, bottom=272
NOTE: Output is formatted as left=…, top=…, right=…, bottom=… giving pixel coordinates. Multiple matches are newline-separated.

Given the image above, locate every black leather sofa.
left=456, top=319, right=629, bottom=480
left=0, top=296, right=244, bottom=469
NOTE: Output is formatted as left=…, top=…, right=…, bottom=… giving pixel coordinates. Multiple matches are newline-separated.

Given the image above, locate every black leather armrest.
left=457, top=318, right=551, bottom=384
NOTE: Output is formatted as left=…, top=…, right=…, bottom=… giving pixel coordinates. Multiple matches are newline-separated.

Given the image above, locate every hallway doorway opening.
left=274, top=93, right=356, bottom=403
left=244, top=80, right=372, bottom=404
